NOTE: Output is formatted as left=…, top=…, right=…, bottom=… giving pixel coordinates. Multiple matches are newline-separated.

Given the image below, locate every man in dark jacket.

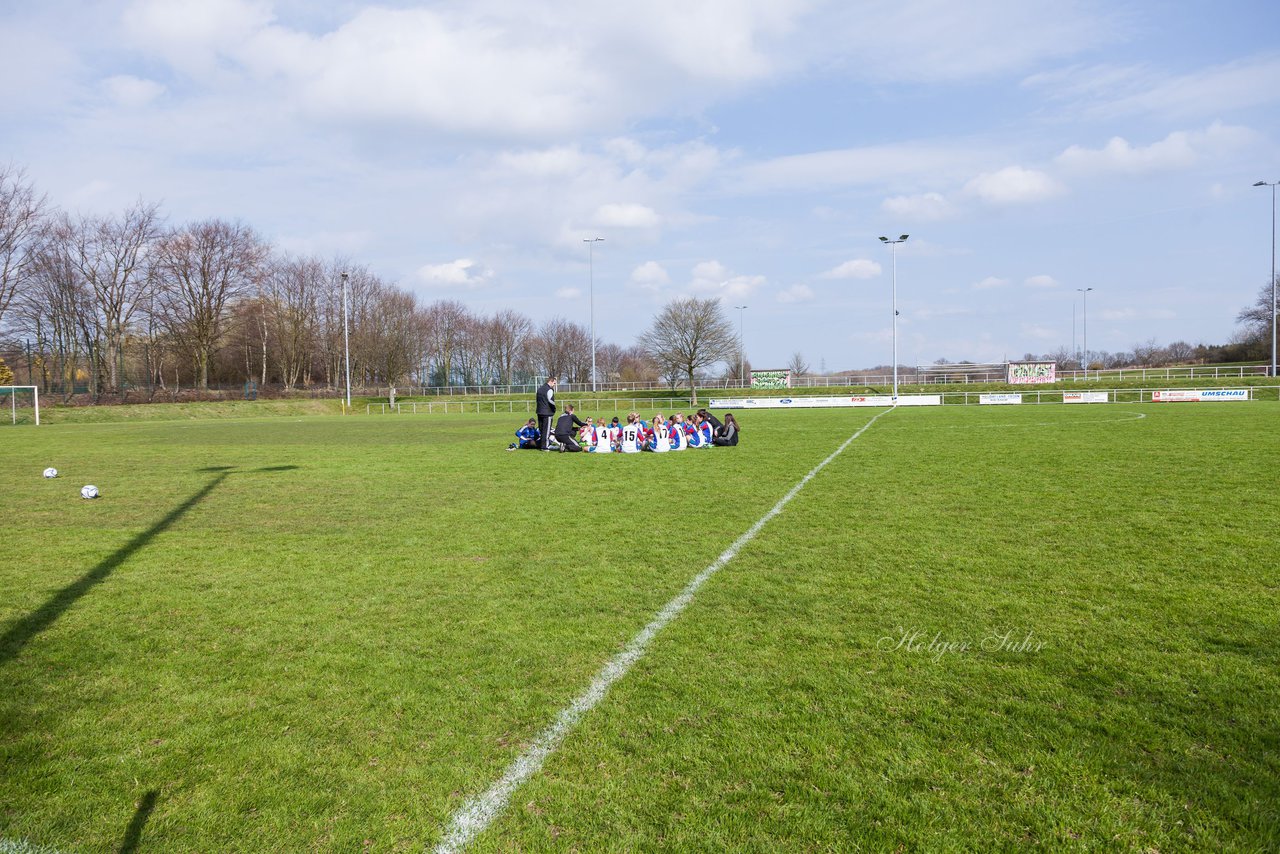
left=554, top=405, right=588, bottom=452
left=697, top=409, right=722, bottom=431
left=535, top=377, right=557, bottom=450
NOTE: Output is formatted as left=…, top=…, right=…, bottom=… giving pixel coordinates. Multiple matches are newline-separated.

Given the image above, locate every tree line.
left=0, top=165, right=678, bottom=400
left=5, top=162, right=1271, bottom=401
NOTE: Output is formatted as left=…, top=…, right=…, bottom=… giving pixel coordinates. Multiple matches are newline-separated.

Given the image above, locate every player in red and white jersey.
left=668, top=413, right=686, bottom=450
left=589, top=420, right=612, bottom=452
left=645, top=414, right=672, bottom=452
left=697, top=414, right=714, bottom=447
left=618, top=412, right=644, bottom=453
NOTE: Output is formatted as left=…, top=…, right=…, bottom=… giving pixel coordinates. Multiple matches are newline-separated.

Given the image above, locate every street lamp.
left=1076, top=287, right=1093, bottom=376
left=1254, top=180, right=1278, bottom=377
left=878, top=235, right=909, bottom=400
left=733, top=305, right=748, bottom=386
left=584, top=237, right=604, bottom=392
left=341, top=271, right=351, bottom=410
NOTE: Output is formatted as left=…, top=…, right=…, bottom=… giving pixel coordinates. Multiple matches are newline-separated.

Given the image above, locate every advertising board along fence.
left=707, top=395, right=942, bottom=409
left=363, top=388, right=1261, bottom=415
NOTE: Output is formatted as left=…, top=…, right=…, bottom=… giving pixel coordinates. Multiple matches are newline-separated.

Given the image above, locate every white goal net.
left=0, top=386, right=40, bottom=425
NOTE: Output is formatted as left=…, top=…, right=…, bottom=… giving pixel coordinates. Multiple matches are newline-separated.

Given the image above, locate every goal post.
left=0, top=386, right=40, bottom=425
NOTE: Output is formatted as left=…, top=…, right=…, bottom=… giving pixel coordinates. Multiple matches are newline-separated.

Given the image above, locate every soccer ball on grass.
left=80, top=485, right=99, bottom=500
left=43, top=467, right=58, bottom=479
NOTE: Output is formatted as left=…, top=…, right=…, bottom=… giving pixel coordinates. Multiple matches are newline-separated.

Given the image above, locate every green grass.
left=2, top=402, right=1278, bottom=851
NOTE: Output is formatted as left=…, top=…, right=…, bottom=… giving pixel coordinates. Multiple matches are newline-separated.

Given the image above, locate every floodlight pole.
left=1077, top=287, right=1093, bottom=377
left=734, top=305, right=748, bottom=386
left=1255, top=180, right=1278, bottom=377
left=342, top=271, right=352, bottom=411
left=879, top=235, right=909, bottom=400
left=584, top=237, right=604, bottom=392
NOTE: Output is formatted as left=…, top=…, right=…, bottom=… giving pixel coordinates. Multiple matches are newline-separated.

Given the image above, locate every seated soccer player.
left=645, top=414, right=672, bottom=452
left=698, top=415, right=714, bottom=447
left=686, top=413, right=703, bottom=448
left=618, top=412, right=644, bottom=453
left=605, top=417, right=622, bottom=452
left=512, top=418, right=541, bottom=449
left=589, top=419, right=611, bottom=453
left=668, top=413, right=685, bottom=451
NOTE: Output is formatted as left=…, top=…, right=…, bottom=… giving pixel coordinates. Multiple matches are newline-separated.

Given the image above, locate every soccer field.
left=2, top=403, right=1278, bottom=852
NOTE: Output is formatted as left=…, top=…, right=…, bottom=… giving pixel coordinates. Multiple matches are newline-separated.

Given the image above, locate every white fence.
left=369, top=364, right=1271, bottom=398
left=365, top=387, right=1265, bottom=415
left=367, top=396, right=694, bottom=415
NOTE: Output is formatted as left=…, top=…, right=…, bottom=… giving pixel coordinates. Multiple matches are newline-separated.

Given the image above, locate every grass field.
left=2, top=402, right=1278, bottom=852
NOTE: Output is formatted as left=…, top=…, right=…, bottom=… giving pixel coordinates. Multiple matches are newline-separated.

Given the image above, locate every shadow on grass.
left=0, top=464, right=299, bottom=666
left=118, top=789, right=158, bottom=854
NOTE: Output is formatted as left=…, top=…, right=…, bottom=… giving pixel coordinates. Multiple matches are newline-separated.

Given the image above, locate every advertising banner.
left=709, top=395, right=942, bottom=409
left=1152, top=389, right=1250, bottom=402
left=1007, top=361, right=1056, bottom=384
left=1064, top=392, right=1109, bottom=403
left=979, top=393, right=1023, bottom=405
left=750, top=370, right=791, bottom=389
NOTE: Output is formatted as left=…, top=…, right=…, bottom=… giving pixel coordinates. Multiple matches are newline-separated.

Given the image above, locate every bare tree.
left=59, top=201, right=162, bottom=393
left=638, top=296, right=737, bottom=404
left=487, top=308, right=533, bottom=386
left=1236, top=276, right=1278, bottom=360
left=787, top=351, right=810, bottom=378
left=1164, top=340, right=1195, bottom=364
left=153, top=219, right=269, bottom=389
left=0, top=165, right=47, bottom=331
left=15, top=232, right=95, bottom=398
left=423, top=299, right=472, bottom=386
left=262, top=254, right=323, bottom=389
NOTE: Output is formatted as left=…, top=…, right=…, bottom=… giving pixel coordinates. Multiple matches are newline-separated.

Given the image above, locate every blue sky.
left=2, top=0, right=1278, bottom=370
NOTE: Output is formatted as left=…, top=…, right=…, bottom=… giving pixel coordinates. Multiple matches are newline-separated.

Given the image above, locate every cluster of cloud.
left=417, top=258, right=494, bottom=289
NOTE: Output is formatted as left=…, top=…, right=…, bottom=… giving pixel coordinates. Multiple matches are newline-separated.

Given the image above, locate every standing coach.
left=536, top=376, right=557, bottom=450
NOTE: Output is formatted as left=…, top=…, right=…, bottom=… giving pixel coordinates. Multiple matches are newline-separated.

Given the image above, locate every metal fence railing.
left=367, top=397, right=695, bottom=415
left=365, top=387, right=1273, bottom=414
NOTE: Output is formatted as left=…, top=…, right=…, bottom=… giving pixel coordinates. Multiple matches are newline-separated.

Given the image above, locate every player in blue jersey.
left=668, top=413, right=685, bottom=450
left=510, top=418, right=541, bottom=450
left=697, top=414, right=714, bottom=447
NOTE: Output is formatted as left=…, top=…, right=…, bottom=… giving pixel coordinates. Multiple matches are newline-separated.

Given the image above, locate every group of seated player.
left=510, top=408, right=740, bottom=453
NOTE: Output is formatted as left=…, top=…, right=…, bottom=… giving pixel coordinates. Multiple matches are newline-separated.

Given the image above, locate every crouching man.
left=554, top=404, right=588, bottom=453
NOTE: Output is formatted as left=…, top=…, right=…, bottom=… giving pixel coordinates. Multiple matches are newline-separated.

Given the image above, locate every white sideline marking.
left=0, top=839, right=66, bottom=854
left=431, top=408, right=896, bottom=853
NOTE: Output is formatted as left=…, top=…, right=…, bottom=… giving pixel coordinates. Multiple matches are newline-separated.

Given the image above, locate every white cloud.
left=777, top=283, right=814, bottom=303
left=416, top=258, right=493, bottom=288
left=688, top=260, right=762, bottom=300
left=821, top=259, right=881, bottom=280
left=964, top=166, right=1063, bottom=204
left=737, top=142, right=990, bottom=193
left=1024, top=274, right=1058, bottom=289
left=973, top=276, right=1010, bottom=290
left=1027, top=54, right=1280, bottom=121
left=1056, top=122, right=1257, bottom=175
left=631, top=261, right=670, bottom=286
left=1021, top=323, right=1057, bottom=340
left=555, top=287, right=582, bottom=299
left=822, top=1, right=1123, bottom=84
left=101, top=75, right=166, bottom=108
left=593, top=203, right=660, bottom=228
left=881, top=191, right=955, bottom=221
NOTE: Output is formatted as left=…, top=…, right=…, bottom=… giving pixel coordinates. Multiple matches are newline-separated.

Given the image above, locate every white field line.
left=431, top=407, right=896, bottom=854
left=0, top=839, right=67, bottom=854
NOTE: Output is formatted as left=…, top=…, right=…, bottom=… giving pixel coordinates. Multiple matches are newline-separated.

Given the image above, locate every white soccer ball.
left=43, top=467, right=58, bottom=479
left=80, top=485, right=99, bottom=500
